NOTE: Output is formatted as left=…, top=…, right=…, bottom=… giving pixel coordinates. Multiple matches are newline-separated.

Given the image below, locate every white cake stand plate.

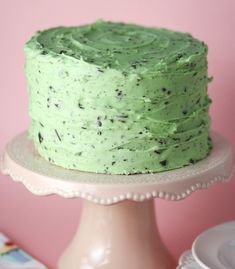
left=1, top=131, right=234, bottom=269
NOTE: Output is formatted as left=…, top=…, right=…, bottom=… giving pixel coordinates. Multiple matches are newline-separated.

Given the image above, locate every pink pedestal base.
left=58, top=200, right=175, bottom=269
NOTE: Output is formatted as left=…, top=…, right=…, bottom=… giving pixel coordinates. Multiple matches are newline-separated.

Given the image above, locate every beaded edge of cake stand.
left=1, top=163, right=230, bottom=205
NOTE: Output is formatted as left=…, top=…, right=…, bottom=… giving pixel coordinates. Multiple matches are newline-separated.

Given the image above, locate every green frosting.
left=24, top=20, right=212, bottom=174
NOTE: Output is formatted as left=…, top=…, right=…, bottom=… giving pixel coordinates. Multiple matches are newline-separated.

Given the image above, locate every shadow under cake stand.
left=1, top=131, right=234, bottom=269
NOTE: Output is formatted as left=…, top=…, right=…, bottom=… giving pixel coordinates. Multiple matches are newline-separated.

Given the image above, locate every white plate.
left=177, top=250, right=203, bottom=269
left=192, top=221, right=235, bottom=269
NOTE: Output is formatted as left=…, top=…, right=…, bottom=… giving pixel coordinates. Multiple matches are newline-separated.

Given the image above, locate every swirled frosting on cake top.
left=24, top=20, right=212, bottom=174
left=35, top=20, right=207, bottom=74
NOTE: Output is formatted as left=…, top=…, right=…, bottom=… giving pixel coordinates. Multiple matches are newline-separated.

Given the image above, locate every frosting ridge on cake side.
left=24, top=20, right=212, bottom=174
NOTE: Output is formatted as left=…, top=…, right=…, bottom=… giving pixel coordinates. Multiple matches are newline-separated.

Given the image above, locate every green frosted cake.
left=24, top=20, right=212, bottom=174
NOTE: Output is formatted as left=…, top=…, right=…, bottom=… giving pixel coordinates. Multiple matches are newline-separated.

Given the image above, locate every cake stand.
left=0, top=131, right=234, bottom=269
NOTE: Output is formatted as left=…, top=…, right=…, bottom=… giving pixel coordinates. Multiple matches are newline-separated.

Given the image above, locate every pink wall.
left=0, top=0, right=235, bottom=267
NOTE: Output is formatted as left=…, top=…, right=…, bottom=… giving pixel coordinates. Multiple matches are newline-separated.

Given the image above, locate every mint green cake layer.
left=24, top=20, right=212, bottom=174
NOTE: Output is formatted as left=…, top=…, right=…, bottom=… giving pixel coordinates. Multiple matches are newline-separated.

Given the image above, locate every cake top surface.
left=26, top=19, right=208, bottom=74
